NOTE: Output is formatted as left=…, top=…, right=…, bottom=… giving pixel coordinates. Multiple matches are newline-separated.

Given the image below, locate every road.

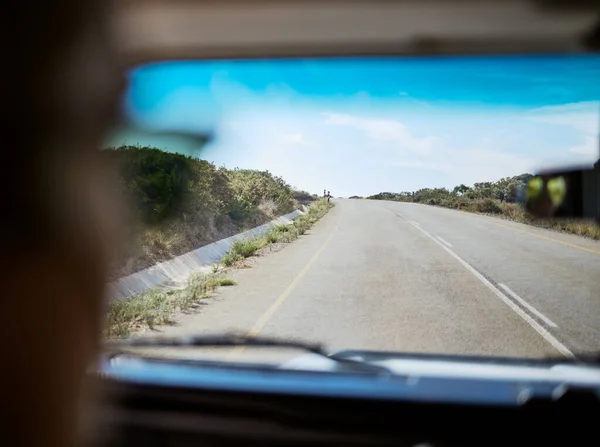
left=132, top=199, right=600, bottom=362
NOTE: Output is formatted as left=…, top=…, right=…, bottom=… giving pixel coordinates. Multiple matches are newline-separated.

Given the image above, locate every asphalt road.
left=132, top=199, right=600, bottom=362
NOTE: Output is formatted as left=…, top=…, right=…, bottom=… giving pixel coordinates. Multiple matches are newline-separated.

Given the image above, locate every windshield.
left=103, top=55, right=600, bottom=365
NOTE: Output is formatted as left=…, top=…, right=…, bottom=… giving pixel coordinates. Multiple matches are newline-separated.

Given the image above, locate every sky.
left=110, top=55, right=600, bottom=197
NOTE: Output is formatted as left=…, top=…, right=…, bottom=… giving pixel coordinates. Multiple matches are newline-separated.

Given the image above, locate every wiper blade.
left=105, top=333, right=392, bottom=375
left=106, top=333, right=325, bottom=354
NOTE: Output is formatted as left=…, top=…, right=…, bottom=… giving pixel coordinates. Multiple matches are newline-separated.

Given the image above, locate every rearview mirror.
left=524, top=165, right=600, bottom=221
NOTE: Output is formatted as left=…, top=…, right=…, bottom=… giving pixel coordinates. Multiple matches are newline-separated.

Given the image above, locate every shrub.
left=104, top=146, right=300, bottom=277
left=292, top=189, right=316, bottom=206
left=105, top=272, right=236, bottom=337
left=475, top=198, right=503, bottom=214
left=218, top=199, right=334, bottom=267
left=221, top=252, right=240, bottom=267
left=226, top=168, right=295, bottom=216
left=231, top=239, right=262, bottom=258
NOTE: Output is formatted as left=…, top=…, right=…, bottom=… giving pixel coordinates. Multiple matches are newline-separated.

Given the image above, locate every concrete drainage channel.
left=107, top=209, right=306, bottom=301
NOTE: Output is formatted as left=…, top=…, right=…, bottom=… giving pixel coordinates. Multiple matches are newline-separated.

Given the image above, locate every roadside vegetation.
left=103, top=145, right=318, bottom=279
left=102, top=146, right=333, bottom=337
left=366, top=173, right=600, bottom=240
left=220, top=199, right=334, bottom=267
left=105, top=273, right=237, bottom=338
left=104, top=199, right=334, bottom=338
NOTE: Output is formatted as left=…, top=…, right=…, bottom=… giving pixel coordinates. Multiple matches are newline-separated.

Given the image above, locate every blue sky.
left=112, top=55, right=600, bottom=197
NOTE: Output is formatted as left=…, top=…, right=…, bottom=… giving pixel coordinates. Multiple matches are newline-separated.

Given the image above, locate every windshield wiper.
left=106, top=333, right=325, bottom=353
left=105, top=333, right=392, bottom=375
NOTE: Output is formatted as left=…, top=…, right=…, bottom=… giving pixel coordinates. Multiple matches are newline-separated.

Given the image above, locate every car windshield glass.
left=103, top=55, right=600, bottom=366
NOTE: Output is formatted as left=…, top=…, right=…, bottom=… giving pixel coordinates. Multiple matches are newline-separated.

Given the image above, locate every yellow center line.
left=226, top=219, right=340, bottom=360
left=492, top=222, right=600, bottom=256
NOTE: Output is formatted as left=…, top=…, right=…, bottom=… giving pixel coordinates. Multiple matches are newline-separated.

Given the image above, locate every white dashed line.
left=436, top=236, right=452, bottom=247
left=411, top=220, right=421, bottom=227
left=396, top=212, right=404, bottom=218
left=498, top=284, right=558, bottom=328
left=408, top=221, right=574, bottom=358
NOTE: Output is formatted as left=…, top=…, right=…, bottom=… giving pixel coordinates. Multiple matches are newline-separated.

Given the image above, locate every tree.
left=452, top=184, right=470, bottom=196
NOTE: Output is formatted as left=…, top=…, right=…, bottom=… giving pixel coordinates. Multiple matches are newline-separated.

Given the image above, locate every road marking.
left=411, top=220, right=421, bottom=227
left=408, top=221, right=574, bottom=358
left=396, top=212, right=404, bottom=218
left=492, top=222, right=600, bottom=256
left=436, top=236, right=452, bottom=247
left=227, top=221, right=340, bottom=359
left=498, top=284, right=558, bottom=328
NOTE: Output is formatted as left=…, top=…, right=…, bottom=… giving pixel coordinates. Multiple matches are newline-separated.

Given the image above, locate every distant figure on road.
left=327, top=191, right=331, bottom=202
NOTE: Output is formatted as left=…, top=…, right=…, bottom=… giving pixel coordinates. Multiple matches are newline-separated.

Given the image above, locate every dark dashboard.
left=88, top=354, right=600, bottom=446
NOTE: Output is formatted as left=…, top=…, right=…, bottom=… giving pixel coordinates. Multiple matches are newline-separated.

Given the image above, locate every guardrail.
left=108, top=209, right=305, bottom=300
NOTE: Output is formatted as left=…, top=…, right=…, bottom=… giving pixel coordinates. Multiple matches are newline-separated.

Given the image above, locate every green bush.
left=475, top=198, right=503, bottom=214
left=219, top=199, right=334, bottom=267
left=279, top=226, right=300, bottom=243
left=265, top=229, right=282, bottom=243
left=104, top=146, right=308, bottom=277
left=231, top=239, right=262, bottom=258
left=105, top=272, right=236, bottom=337
left=221, top=252, right=240, bottom=267
left=226, top=168, right=295, bottom=217
left=103, top=146, right=194, bottom=224
left=365, top=173, right=599, bottom=241
left=294, top=218, right=310, bottom=235
left=306, top=199, right=334, bottom=219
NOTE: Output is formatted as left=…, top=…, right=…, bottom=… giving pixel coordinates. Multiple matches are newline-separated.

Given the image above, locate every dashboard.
left=88, top=354, right=600, bottom=446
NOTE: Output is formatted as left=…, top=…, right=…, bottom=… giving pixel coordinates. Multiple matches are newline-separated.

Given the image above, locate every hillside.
left=367, top=174, right=532, bottom=206
left=366, top=173, right=600, bottom=240
left=104, top=146, right=316, bottom=279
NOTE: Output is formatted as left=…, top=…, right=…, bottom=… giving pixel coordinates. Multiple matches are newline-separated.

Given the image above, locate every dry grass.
left=429, top=199, right=600, bottom=241
left=220, top=199, right=334, bottom=267
left=106, top=199, right=335, bottom=338
left=105, top=272, right=236, bottom=338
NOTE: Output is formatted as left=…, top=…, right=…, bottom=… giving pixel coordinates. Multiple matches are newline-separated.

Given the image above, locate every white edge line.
left=436, top=236, right=453, bottom=247
left=499, top=284, right=558, bottom=329
left=408, top=222, right=574, bottom=358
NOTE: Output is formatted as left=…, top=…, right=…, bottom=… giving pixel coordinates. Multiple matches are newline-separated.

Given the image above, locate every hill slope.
left=104, top=146, right=316, bottom=278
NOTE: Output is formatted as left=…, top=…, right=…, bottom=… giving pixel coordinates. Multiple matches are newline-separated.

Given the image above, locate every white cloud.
left=391, top=160, right=447, bottom=171
left=526, top=101, right=599, bottom=161
left=444, top=148, right=537, bottom=185
left=568, top=135, right=598, bottom=156
left=527, top=101, right=599, bottom=135
left=212, top=104, right=598, bottom=196
left=390, top=147, right=537, bottom=186
left=322, top=112, right=437, bottom=155
left=320, top=111, right=536, bottom=187
left=281, top=132, right=313, bottom=147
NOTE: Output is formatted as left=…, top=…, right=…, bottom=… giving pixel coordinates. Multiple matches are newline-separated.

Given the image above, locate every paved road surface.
left=130, top=199, right=600, bottom=362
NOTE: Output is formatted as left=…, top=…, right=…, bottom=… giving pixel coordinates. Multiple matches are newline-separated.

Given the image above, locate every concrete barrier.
left=108, top=209, right=305, bottom=300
